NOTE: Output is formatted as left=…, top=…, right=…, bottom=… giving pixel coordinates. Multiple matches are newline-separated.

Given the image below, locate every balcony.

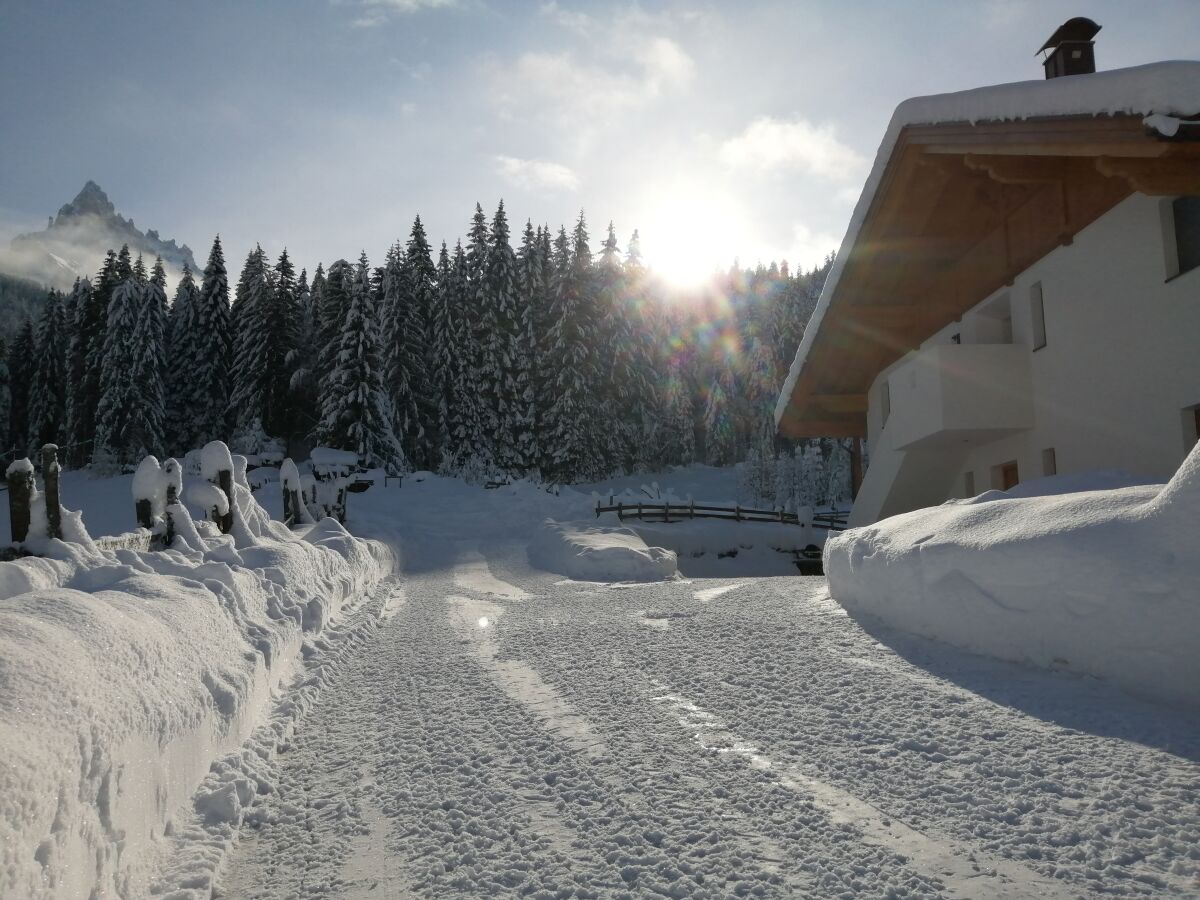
left=884, top=344, right=1034, bottom=450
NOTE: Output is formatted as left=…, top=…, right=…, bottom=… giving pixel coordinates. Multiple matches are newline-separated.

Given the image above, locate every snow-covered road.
left=208, top=518, right=1199, bottom=898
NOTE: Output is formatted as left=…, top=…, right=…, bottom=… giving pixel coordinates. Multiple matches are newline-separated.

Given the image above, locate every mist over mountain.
left=1, top=181, right=196, bottom=290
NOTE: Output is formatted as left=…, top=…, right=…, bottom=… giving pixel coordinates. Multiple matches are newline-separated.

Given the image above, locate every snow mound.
left=529, top=519, right=678, bottom=582
left=0, top=444, right=396, bottom=899
left=825, top=450, right=1200, bottom=707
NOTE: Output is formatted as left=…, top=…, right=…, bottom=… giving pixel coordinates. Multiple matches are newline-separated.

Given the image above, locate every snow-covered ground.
left=0, top=452, right=394, bottom=899
left=4, top=463, right=1198, bottom=897
left=826, top=449, right=1200, bottom=708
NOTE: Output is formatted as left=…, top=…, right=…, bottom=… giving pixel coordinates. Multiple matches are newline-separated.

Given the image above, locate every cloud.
left=781, top=222, right=841, bottom=271
left=494, top=35, right=694, bottom=127
left=719, top=116, right=865, bottom=181
left=494, top=155, right=580, bottom=192
left=538, top=1, right=593, bottom=35
left=346, top=0, right=457, bottom=27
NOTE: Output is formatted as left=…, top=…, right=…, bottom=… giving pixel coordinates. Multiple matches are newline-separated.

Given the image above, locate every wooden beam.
left=922, top=141, right=1168, bottom=158
left=1095, top=155, right=1200, bottom=195
left=809, top=393, right=869, bottom=414
left=777, top=416, right=867, bottom=439
left=963, top=154, right=1068, bottom=185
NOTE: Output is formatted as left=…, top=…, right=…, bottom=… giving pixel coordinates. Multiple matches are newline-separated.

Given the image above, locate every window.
left=1184, top=404, right=1200, bottom=455
left=1173, top=196, right=1200, bottom=277
left=992, top=460, right=1020, bottom=490
left=880, top=379, right=891, bottom=428
left=976, top=292, right=1013, bottom=345
left=951, top=332, right=961, bottom=344
left=1030, top=282, right=1047, bottom=350
left=964, top=471, right=976, bottom=497
left=1042, top=447, right=1057, bottom=477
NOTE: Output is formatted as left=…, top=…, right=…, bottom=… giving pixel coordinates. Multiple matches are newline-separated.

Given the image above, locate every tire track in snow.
left=650, top=687, right=1076, bottom=899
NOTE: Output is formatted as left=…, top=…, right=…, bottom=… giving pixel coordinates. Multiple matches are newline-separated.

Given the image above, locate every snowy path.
left=209, top=536, right=1200, bottom=898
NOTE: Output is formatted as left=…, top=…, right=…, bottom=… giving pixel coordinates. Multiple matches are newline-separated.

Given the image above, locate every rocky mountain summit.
left=4, top=181, right=196, bottom=288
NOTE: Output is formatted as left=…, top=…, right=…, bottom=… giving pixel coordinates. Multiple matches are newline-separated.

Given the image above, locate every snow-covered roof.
left=775, top=61, right=1200, bottom=430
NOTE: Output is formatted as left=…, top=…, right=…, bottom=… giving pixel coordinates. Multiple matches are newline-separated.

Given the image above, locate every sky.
left=2, top=0, right=1198, bottom=288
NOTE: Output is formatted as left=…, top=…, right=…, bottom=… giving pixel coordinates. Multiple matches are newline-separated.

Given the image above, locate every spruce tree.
left=166, top=264, right=200, bottom=452
left=229, top=246, right=289, bottom=448
left=387, top=217, right=438, bottom=468
left=542, top=217, right=599, bottom=482
left=317, top=256, right=403, bottom=468
left=703, top=375, right=735, bottom=466
left=63, top=277, right=95, bottom=464
left=70, top=252, right=118, bottom=464
left=797, top=439, right=827, bottom=508
left=191, top=235, right=233, bottom=445
left=428, top=241, right=455, bottom=457
left=458, top=205, right=491, bottom=471
left=443, top=241, right=474, bottom=469
left=481, top=201, right=521, bottom=473
left=513, top=221, right=542, bottom=474
left=7, top=320, right=35, bottom=455
left=127, top=258, right=168, bottom=456
left=315, top=258, right=353, bottom=433
left=0, top=337, right=10, bottom=459
left=286, top=266, right=317, bottom=445
left=624, top=228, right=662, bottom=466
left=660, top=360, right=695, bottom=466
left=381, top=243, right=426, bottom=467
left=27, top=290, right=67, bottom=451
left=92, top=259, right=144, bottom=468
left=826, top=439, right=852, bottom=508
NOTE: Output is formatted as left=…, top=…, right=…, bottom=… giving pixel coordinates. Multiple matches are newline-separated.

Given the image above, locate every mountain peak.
left=5, top=182, right=196, bottom=289
left=58, top=180, right=117, bottom=221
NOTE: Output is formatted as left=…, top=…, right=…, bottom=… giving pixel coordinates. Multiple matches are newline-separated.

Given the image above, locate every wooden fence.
left=594, top=499, right=848, bottom=531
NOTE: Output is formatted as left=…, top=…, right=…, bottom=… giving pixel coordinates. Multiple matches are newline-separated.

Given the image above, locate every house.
left=774, top=25, right=1200, bottom=527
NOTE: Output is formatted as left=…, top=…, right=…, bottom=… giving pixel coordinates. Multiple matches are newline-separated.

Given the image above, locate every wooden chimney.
left=1038, top=17, right=1101, bottom=79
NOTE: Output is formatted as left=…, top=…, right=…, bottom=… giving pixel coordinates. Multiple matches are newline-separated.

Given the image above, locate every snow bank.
left=825, top=449, right=1200, bottom=707
left=0, top=444, right=395, bottom=899
left=529, top=519, right=678, bottom=582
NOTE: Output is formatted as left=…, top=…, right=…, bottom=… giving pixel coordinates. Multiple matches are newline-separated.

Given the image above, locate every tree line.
left=0, top=201, right=833, bottom=483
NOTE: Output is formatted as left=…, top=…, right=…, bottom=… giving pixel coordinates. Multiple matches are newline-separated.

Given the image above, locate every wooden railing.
left=595, top=499, right=848, bottom=531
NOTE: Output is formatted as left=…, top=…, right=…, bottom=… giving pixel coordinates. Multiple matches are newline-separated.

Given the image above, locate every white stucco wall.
left=856, top=193, right=1200, bottom=524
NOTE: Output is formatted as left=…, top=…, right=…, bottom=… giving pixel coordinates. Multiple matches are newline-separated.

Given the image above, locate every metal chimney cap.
left=1036, top=17, right=1101, bottom=55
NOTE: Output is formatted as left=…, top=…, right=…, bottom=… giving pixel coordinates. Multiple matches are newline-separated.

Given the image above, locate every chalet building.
left=775, top=24, right=1200, bottom=527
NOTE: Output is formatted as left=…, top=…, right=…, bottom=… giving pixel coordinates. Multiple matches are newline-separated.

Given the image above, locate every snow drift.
left=0, top=450, right=394, bottom=899
left=529, top=519, right=678, bottom=582
left=825, top=445, right=1200, bottom=707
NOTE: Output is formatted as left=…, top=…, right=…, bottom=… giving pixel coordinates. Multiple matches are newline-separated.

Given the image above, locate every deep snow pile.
left=529, top=519, right=678, bottom=582
left=825, top=445, right=1200, bottom=707
left=0, top=448, right=394, bottom=900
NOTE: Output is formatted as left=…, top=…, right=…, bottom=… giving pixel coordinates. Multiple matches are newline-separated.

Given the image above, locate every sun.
left=634, top=182, right=745, bottom=291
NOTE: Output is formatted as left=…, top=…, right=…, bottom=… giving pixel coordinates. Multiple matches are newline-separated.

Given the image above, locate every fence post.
left=281, top=459, right=304, bottom=529
left=6, top=458, right=34, bottom=544
left=41, top=444, right=62, bottom=541
left=135, top=498, right=154, bottom=530
left=163, top=458, right=180, bottom=547
left=213, top=467, right=234, bottom=534
left=735, top=503, right=742, bottom=522
left=690, top=497, right=695, bottom=520
left=664, top=502, right=671, bottom=524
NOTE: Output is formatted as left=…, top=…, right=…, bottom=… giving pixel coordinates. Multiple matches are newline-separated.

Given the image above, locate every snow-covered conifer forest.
left=0, top=203, right=841, bottom=488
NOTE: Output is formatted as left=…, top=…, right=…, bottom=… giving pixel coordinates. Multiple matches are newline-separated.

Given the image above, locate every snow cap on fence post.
left=201, top=441, right=235, bottom=534
left=162, top=458, right=183, bottom=504
left=133, top=455, right=164, bottom=531
left=6, top=457, right=35, bottom=544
